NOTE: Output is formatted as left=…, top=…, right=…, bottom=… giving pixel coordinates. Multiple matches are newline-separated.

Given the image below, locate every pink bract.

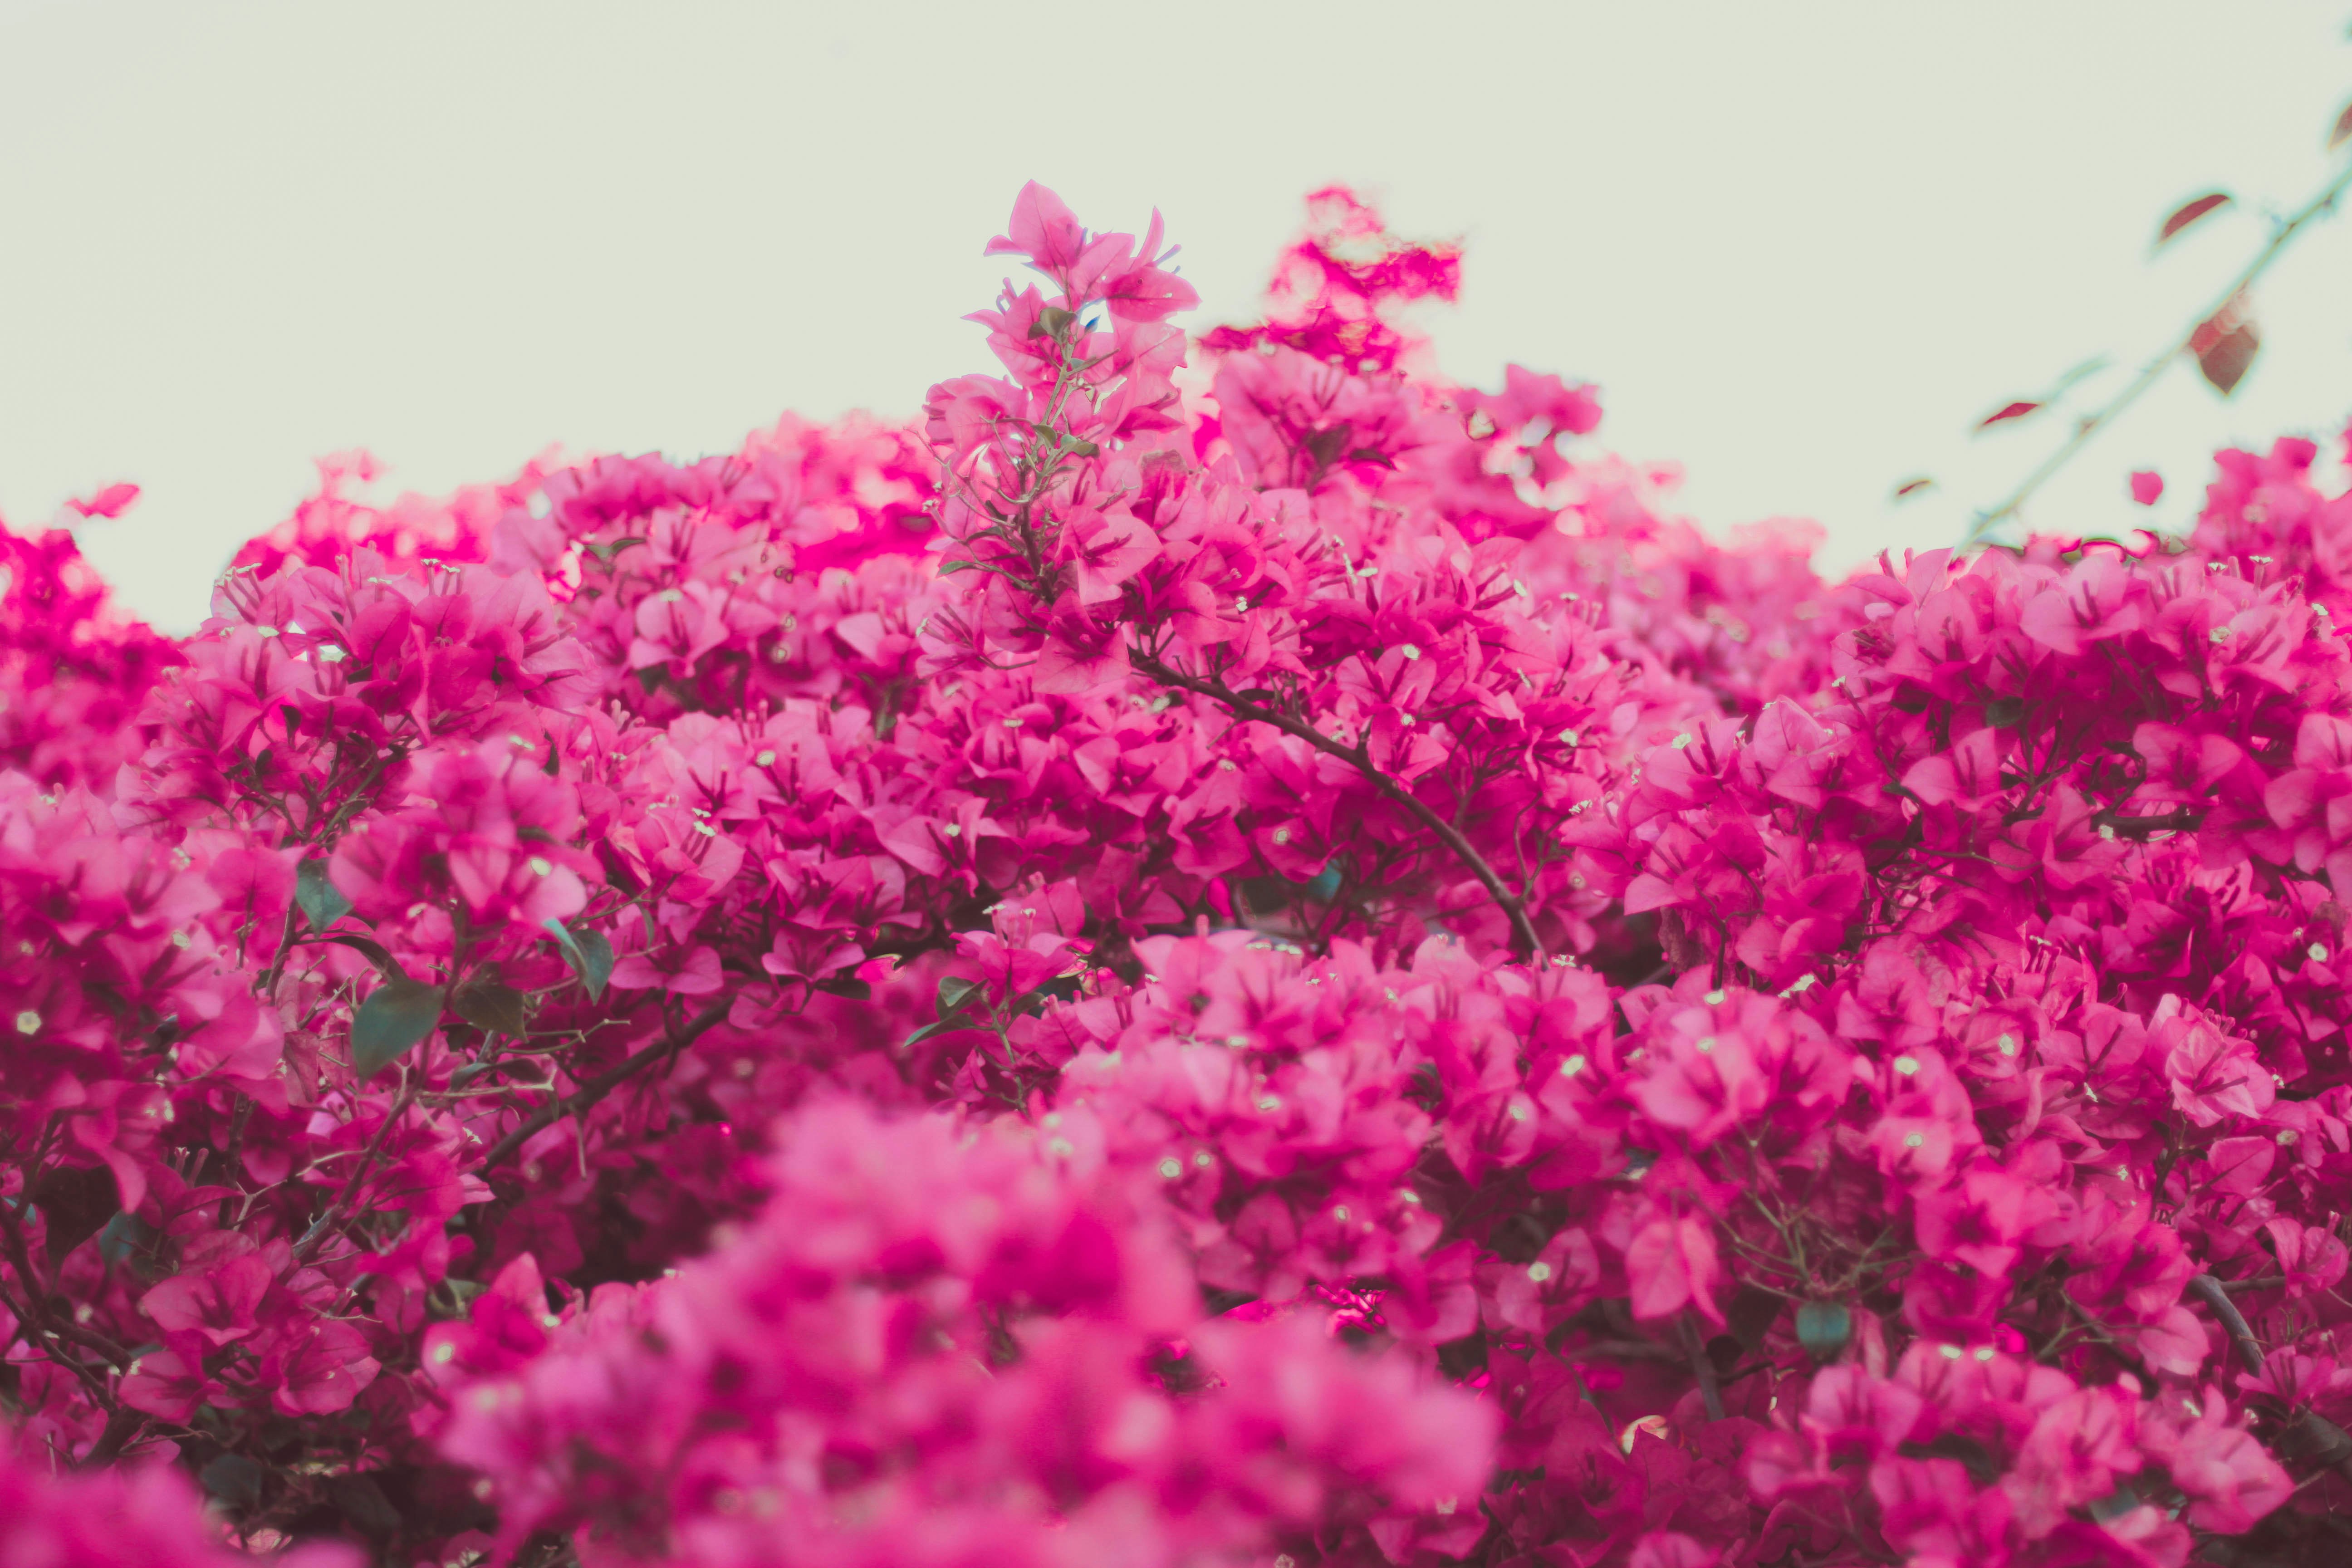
left=0, top=183, right=2347, bottom=1567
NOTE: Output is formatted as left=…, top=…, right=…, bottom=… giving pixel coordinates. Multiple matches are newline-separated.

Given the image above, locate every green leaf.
left=200, top=1453, right=266, bottom=1510
left=33, top=1165, right=121, bottom=1265
left=450, top=979, right=528, bottom=1036
left=937, top=559, right=974, bottom=575
left=903, top=1011, right=976, bottom=1048
left=586, top=536, right=648, bottom=565
left=1795, top=1300, right=1853, bottom=1363
left=543, top=919, right=614, bottom=1003
left=295, top=858, right=353, bottom=933
left=1723, top=1284, right=1782, bottom=1352
left=937, top=976, right=985, bottom=1016
left=812, top=976, right=871, bottom=1000
left=328, top=1474, right=402, bottom=1538
left=351, top=978, right=445, bottom=1078
left=318, top=932, right=400, bottom=980
left=96, top=1210, right=156, bottom=1270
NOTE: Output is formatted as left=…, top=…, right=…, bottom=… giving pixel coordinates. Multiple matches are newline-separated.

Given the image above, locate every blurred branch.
left=1964, top=152, right=2352, bottom=548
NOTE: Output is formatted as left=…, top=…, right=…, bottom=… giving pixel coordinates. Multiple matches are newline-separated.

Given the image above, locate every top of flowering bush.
left=1, top=179, right=2351, bottom=1568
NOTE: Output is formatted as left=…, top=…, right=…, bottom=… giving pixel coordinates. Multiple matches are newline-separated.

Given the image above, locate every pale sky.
left=4, top=0, right=2350, bottom=633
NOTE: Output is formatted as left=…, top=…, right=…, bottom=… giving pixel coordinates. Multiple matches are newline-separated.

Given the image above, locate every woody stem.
left=1129, top=649, right=1546, bottom=962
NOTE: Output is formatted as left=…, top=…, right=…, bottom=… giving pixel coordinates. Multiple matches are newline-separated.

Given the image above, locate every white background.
left=4, top=0, right=2349, bottom=632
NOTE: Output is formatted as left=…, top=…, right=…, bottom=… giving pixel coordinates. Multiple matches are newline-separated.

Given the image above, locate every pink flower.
left=139, top=1254, right=274, bottom=1347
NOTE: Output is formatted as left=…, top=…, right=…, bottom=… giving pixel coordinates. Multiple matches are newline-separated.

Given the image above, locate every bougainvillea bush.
left=5, top=182, right=2352, bottom=1568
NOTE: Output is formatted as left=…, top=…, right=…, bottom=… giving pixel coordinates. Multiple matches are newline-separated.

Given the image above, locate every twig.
left=81, top=1409, right=146, bottom=1468
left=1129, top=650, right=1547, bottom=962
left=293, top=1081, right=416, bottom=1262
left=2189, top=1272, right=2267, bottom=1378
left=1966, top=152, right=2352, bottom=546
left=1680, top=1312, right=1726, bottom=1421
left=474, top=1001, right=730, bottom=1174
left=2190, top=1273, right=2352, bottom=1487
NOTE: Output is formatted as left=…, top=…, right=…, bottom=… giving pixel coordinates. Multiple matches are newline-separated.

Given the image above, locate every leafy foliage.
left=3, top=182, right=2352, bottom=1567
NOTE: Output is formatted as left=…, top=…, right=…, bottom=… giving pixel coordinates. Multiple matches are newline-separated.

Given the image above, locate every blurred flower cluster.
left=2, top=182, right=2350, bottom=1567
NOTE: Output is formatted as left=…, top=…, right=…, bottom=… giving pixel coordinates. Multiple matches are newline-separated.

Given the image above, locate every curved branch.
left=1967, top=154, right=2352, bottom=546
left=474, top=1001, right=731, bottom=1174
left=2190, top=1273, right=2352, bottom=1485
left=1129, top=649, right=1546, bottom=962
left=2190, top=1272, right=2266, bottom=1377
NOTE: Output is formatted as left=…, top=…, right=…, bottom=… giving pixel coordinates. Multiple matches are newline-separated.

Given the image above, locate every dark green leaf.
left=1984, top=696, right=2025, bottom=729
left=587, top=536, right=648, bottom=565
left=1302, top=423, right=1353, bottom=468
left=1063, top=438, right=1100, bottom=457
left=938, top=559, right=975, bottom=575
left=1724, top=1284, right=1782, bottom=1352
left=200, top=1453, right=266, bottom=1510
left=937, top=976, right=985, bottom=1015
left=328, top=1474, right=402, bottom=1537
left=2288, top=1411, right=2352, bottom=1468
left=352, top=978, right=445, bottom=1078
left=812, top=976, right=871, bottom=1000
left=97, top=1210, right=156, bottom=1271
left=450, top=980, right=528, bottom=1036
left=904, top=1011, right=977, bottom=1047
left=1897, top=1432, right=1998, bottom=1485
left=543, top=919, right=615, bottom=1003
left=295, top=858, right=353, bottom=933
left=319, top=932, right=400, bottom=980
left=33, top=1165, right=121, bottom=1265
left=1795, top=1300, right=1852, bottom=1362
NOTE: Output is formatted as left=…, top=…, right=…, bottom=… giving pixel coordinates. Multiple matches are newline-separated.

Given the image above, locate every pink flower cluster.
left=1, top=180, right=2350, bottom=1566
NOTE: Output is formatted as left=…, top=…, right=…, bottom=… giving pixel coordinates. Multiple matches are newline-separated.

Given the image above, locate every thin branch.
left=1966, top=152, right=2352, bottom=546
left=294, top=1080, right=417, bottom=1262
left=1680, top=1311, right=1726, bottom=1421
left=1129, top=649, right=1547, bottom=962
left=81, top=1408, right=146, bottom=1468
left=474, top=1001, right=731, bottom=1174
left=2190, top=1271, right=2267, bottom=1378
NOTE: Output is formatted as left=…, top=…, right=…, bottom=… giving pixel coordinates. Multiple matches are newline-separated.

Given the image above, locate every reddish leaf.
left=1892, top=475, right=1936, bottom=501
left=2155, top=191, right=2232, bottom=247
left=1974, top=400, right=2042, bottom=433
left=2329, top=98, right=2352, bottom=152
left=2189, top=293, right=2260, bottom=397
